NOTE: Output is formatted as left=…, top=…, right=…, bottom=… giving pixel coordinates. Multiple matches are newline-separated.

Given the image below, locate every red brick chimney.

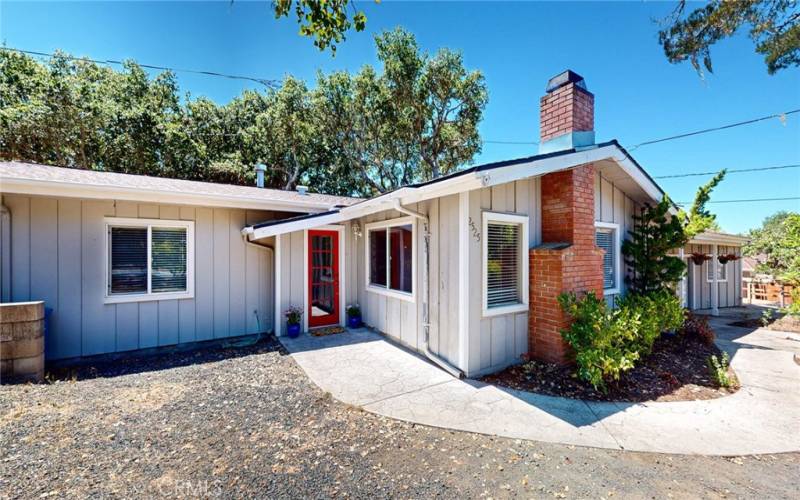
left=529, top=71, right=603, bottom=365
left=539, top=70, right=595, bottom=153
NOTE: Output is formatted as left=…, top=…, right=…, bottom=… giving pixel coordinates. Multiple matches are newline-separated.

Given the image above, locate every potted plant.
left=346, top=304, right=362, bottom=328
left=285, top=306, right=303, bottom=338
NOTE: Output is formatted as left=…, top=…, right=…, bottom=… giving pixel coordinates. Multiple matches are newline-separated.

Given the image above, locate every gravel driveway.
left=1, top=335, right=798, bottom=498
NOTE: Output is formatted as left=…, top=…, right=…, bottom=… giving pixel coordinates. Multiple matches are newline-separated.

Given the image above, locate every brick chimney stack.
left=529, top=70, right=603, bottom=365
left=538, top=70, right=595, bottom=153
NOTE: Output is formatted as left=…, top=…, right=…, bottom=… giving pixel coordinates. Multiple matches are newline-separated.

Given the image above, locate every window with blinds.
left=107, top=219, right=192, bottom=301
left=596, top=228, right=616, bottom=290
left=151, top=228, right=188, bottom=292
left=486, top=222, right=521, bottom=308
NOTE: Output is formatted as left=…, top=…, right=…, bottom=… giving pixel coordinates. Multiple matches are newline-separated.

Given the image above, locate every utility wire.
left=655, top=163, right=800, bottom=179
left=675, top=196, right=800, bottom=205
left=629, top=109, right=800, bottom=151
left=1, top=47, right=280, bottom=88
left=484, top=108, right=799, bottom=149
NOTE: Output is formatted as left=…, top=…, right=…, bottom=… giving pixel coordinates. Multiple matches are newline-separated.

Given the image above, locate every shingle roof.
left=0, top=161, right=362, bottom=209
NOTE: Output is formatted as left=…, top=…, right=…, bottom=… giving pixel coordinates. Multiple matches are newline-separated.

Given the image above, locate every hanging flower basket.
left=690, top=252, right=711, bottom=265
left=718, top=253, right=740, bottom=265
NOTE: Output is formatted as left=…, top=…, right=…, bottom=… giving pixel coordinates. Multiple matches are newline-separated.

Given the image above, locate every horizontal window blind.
left=151, top=228, right=188, bottom=292
left=596, top=229, right=615, bottom=289
left=110, top=227, right=148, bottom=294
left=486, top=222, right=520, bottom=308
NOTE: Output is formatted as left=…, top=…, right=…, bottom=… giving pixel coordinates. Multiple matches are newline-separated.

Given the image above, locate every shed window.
left=482, top=212, right=529, bottom=317
left=366, top=217, right=414, bottom=300
left=106, top=218, right=194, bottom=303
left=707, top=260, right=728, bottom=282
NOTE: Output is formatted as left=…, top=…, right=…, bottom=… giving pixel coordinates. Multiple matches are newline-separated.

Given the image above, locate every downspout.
left=0, top=198, right=11, bottom=302
left=393, top=199, right=465, bottom=379
left=241, top=228, right=275, bottom=336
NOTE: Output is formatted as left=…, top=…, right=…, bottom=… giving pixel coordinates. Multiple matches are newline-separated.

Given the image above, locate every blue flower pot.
left=287, top=323, right=301, bottom=338
left=347, top=315, right=362, bottom=329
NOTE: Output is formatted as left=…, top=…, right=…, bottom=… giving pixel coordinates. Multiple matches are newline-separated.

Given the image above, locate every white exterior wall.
left=595, top=171, right=638, bottom=304
left=685, top=243, right=743, bottom=310
left=0, top=194, right=276, bottom=360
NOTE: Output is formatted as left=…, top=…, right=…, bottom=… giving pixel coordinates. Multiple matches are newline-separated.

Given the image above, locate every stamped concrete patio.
left=282, top=310, right=800, bottom=456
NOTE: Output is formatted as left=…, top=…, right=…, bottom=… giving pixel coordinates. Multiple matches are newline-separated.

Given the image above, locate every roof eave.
left=0, top=176, right=337, bottom=213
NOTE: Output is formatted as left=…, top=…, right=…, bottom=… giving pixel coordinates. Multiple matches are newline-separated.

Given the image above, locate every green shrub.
left=615, top=290, right=685, bottom=356
left=707, top=352, right=732, bottom=388
left=558, top=290, right=687, bottom=392
left=558, top=292, right=641, bottom=392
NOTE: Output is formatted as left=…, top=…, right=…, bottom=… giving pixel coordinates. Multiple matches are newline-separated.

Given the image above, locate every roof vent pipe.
left=255, top=164, right=266, bottom=188
left=296, top=185, right=309, bottom=196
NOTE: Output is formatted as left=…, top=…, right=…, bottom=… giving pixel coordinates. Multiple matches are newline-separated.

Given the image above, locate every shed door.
left=308, top=230, right=340, bottom=328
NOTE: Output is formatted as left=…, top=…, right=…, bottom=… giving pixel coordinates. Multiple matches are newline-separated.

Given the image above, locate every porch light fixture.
left=352, top=222, right=362, bottom=238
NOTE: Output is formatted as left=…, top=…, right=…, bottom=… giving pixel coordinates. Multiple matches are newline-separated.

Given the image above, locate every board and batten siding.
left=353, top=207, right=429, bottom=356
left=466, top=178, right=540, bottom=376
left=0, top=194, right=275, bottom=360
left=594, top=171, right=638, bottom=304
left=685, top=243, right=742, bottom=310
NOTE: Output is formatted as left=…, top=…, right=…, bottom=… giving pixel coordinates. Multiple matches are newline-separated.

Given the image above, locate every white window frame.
left=364, top=216, right=416, bottom=303
left=595, top=221, right=621, bottom=296
left=482, top=211, right=529, bottom=318
left=707, top=259, right=728, bottom=283
left=104, top=217, right=195, bottom=304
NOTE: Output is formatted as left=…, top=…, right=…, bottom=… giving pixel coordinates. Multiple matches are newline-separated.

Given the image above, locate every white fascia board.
left=477, top=144, right=619, bottom=189
left=690, top=234, right=748, bottom=246
left=0, top=177, right=335, bottom=213
left=608, top=151, right=665, bottom=205
left=249, top=211, right=348, bottom=240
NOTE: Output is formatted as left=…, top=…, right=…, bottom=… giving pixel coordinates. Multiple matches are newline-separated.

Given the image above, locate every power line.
left=1, top=47, right=280, bottom=88
left=630, top=109, right=800, bottom=150
left=655, top=163, right=800, bottom=179
left=483, top=108, right=799, bottom=149
left=485, top=140, right=538, bottom=145
left=675, top=196, right=800, bottom=205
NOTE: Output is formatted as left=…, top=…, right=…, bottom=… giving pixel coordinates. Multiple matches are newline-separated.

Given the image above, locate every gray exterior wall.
left=685, top=243, right=743, bottom=310
left=272, top=170, right=641, bottom=377
left=0, top=194, right=277, bottom=360
left=595, top=171, right=639, bottom=304
left=466, top=178, right=540, bottom=376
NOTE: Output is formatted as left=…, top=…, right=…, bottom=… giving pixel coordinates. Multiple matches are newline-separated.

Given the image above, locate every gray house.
left=0, top=71, right=744, bottom=378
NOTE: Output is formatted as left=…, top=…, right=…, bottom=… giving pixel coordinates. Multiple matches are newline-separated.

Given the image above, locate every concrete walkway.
left=281, top=313, right=800, bottom=455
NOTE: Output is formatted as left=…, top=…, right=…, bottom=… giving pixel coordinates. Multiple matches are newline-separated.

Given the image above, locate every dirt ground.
left=1, top=336, right=797, bottom=499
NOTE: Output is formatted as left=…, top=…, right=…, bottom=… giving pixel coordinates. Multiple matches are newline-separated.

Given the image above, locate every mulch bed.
left=482, top=335, right=739, bottom=403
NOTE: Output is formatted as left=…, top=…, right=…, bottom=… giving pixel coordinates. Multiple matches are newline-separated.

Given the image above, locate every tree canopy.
left=745, top=211, right=800, bottom=284
left=659, top=0, right=800, bottom=75
left=0, top=28, right=487, bottom=196
left=272, top=0, right=372, bottom=53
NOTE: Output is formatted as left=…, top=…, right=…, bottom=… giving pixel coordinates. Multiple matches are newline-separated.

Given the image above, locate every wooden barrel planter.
left=0, top=301, right=45, bottom=383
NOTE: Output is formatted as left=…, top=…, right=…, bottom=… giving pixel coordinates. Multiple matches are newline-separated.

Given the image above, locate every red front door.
left=308, top=230, right=340, bottom=328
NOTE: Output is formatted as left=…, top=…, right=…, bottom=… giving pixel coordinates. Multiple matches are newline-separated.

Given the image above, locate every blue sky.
left=2, top=1, right=798, bottom=233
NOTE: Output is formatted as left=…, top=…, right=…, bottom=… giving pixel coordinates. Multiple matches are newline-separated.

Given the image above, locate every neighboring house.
left=0, top=70, right=745, bottom=378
